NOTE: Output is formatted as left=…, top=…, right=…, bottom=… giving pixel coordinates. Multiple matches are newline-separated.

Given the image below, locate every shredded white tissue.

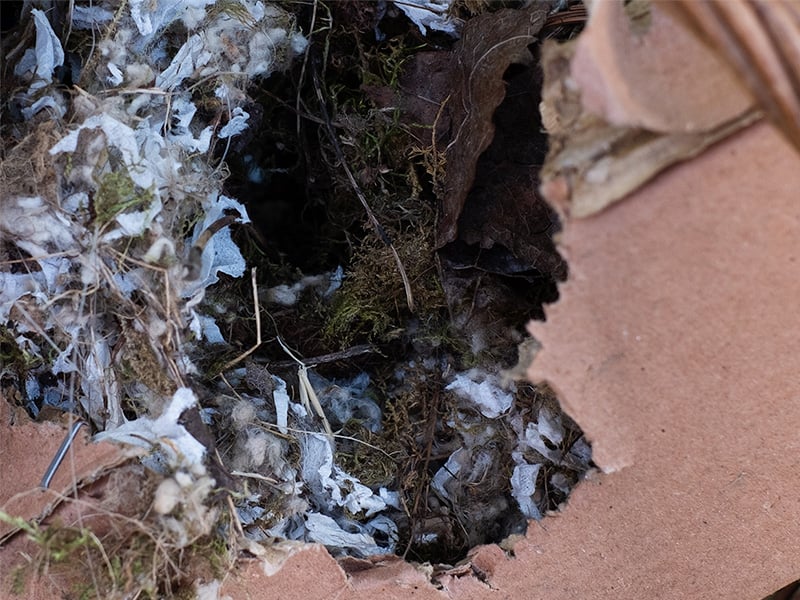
left=524, top=422, right=562, bottom=462
left=71, top=6, right=115, bottom=29
left=273, top=377, right=291, bottom=434
left=511, top=463, right=542, bottom=520
left=195, top=579, right=223, bottom=600
left=431, top=448, right=466, bottom=500
left=15, top=9, right=65, bottom=84
left=22, top=95, right=65, bottom=119
left=107, top=62, right=124, bottom=85
left=304, top=512, right=387, bottom=556
left=95, top=388, right=207, bottom=467
left=156, top=34, right=208, bottom=89
left=379, top=487, right=402, bottom=510
left=49, top=114, right=155, bottom=189
left=569, top=437, right=593, bottom=464
left=393, top=0, right=459, bottom=36
left=0, top=272, right=39, bottom=322
left=537, top=407, right=564, bottom=445
left=182, top=194, right=251, bottom=297
left=446, top=370, right=514, bottom=418
left=219, top=107, right=251, bottom=139
left=130, top=0, right=214, bottom=38
left=1, top=196, right=76, bottom=253
left=198, top=314, right=225, bottom=344
left=113, top=197, right=163, bottom=237
left=301, top=433, right=387, bottom=517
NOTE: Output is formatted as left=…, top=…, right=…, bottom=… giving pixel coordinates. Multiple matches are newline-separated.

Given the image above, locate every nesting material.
left=1, top=0, right=592, bottom=585
left=3, top=0, right=307, bottom=429
left=223, top=369, right=400, bottom=557
left=392, top=0, right=460, bottom=36
left=1, top=0, right=307, bottom=562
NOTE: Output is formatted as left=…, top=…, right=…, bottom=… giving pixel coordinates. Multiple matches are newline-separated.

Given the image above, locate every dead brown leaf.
left=449, top=46, right=565, bottom=280
left=437, top=5, right=548, bottom=248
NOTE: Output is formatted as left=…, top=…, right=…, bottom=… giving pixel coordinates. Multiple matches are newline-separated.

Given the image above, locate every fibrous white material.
left=308, top=371, right=382, bottom=432
left=2, top=0, right=407, bottom=561
left=446, top=369, right=515, bottom=418
left=95, top=388, right=207, bottom=468
left=393, top=0, right=460, bottom=36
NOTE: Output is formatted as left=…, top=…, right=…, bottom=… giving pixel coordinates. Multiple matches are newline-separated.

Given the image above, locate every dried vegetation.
left=0, top=0, right=591, bottom=595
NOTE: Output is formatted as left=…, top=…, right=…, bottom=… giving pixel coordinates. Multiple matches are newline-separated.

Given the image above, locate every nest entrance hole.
left=214, top=1, right=591, bottom=566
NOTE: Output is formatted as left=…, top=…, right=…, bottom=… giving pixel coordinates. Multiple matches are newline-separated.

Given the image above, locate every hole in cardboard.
left=210, top=2, right=593, bottom=564
left=0, top=3, right=592, bottom=595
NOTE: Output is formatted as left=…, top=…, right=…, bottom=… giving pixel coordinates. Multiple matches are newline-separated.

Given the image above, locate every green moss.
left=0, top=325, right=41, bottom=372
left=94, top=170, right=151, bottom=226
left=324, top=225, right=446, bottom=347
left=334, top=421, right=399, bottom=488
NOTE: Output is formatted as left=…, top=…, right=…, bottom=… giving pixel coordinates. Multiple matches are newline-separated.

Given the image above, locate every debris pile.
left=1, top=1, right=593, bottom=590
left=1, top=0, right=307, bottom=554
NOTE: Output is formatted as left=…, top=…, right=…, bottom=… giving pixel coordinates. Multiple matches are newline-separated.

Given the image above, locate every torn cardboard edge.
left=211, top=119, right=800, bottom=600
left=3, top=124, right=798, bottom=600
left=0, top=399, right=134, bottom=542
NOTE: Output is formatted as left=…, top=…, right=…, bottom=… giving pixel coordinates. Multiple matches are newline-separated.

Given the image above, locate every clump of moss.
left=334, top=420, right=400, bottom=488
left=0, top=325, right=41, bottom=373
left=325, top=224, right=445, bottom=347
left=94, top=170, right=151, bottom=226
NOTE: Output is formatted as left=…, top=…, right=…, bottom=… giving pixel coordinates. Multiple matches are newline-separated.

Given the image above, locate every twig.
left=256, top=343, right=378, bottom=369
left=219, top=267, right=262, bottom=371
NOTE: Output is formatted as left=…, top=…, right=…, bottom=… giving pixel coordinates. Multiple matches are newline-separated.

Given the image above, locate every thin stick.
left=258, top=343, right=377, bottom=369
left=219, top=267, right=262, bottom=371
left=273, top=334, right=333, bottom=438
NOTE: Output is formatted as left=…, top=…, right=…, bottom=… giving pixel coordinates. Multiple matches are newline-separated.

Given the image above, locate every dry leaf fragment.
left=438, top=4, right=548, bottom=247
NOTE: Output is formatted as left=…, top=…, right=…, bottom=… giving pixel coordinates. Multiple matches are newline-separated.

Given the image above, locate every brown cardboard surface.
left=0, top=401, right=130, bottom=540
left=524, top=121, right=800, bottom=597
left=220, top=120, right=800, bottom=600
left=0, top=400, right=135, bottom=597
left=571, top=0, right=751, bottom=132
